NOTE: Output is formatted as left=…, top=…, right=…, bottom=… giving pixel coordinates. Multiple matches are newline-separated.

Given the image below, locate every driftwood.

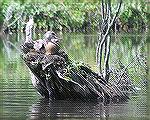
left=20, top=35, right=131, bottom=101
left=20, top=14, right=133, bottom=101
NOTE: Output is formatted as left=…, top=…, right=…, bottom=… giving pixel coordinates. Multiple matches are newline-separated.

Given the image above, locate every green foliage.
left=119, top=1, right=148, bottom=32
left=0, top=0, right=149, bottom=33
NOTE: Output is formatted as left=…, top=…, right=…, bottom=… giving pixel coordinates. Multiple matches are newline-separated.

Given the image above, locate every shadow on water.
left=0, top=32, right=149, bottom=119
left=27, top=96, right=148, bottom=120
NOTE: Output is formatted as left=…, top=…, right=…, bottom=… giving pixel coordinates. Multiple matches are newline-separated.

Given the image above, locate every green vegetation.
left=0, top=0, right=149, bottom=33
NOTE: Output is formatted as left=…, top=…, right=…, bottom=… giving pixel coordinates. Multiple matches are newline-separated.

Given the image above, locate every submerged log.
left=20, top=31, right=132, bottom=101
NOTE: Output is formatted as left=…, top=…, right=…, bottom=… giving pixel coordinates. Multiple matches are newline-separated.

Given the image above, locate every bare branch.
left=25, top=17, right=34, bottom=43
left=101, top=0, right=105, bottom=21
left=103, top=35, right=111, bottom=81
left=96, top=0, right=122, bottom=80
left=110, top=0, right=122, bottom=27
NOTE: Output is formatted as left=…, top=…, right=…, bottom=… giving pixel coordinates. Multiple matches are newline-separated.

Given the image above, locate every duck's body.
left=22, top=31, right=61, bottom=55
left=43, top=31, right=60, bottom=55
left=45, top=41, right=58, bottom=55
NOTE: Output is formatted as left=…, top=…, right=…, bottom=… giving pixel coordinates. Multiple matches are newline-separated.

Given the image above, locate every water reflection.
left=27, top=95, right=147, bottom=120
left=28, top=99, right=107, bottom=119
left=0, top=32, right=149, bottom=119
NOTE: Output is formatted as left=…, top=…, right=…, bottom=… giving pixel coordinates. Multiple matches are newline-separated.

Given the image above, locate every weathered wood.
left=21, top=40, right=132, bottom=101
left=20, top=15, right=132, bottom=101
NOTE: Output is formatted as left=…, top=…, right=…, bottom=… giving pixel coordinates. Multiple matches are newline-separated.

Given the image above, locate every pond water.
left=0, top=32, right=150, bottom=120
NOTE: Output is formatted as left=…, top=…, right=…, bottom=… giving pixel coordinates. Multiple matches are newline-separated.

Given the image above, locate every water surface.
left=0, top=32, right=149, bottom=120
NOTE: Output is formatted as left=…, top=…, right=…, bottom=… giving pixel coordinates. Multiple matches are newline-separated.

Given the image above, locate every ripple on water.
left=0, top=33, right=149, bottom=120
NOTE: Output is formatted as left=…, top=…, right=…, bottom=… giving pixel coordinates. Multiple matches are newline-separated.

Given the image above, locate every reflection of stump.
left=20, top=33, right=131, bottom=101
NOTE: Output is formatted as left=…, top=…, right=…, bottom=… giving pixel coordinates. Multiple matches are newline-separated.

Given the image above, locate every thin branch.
left=101, top=0, right=105, bottom=21
left=96, top=34, right=102, bottom=66
left=25, top=17, right=34, bottom=43
left=117, top=57, right=136, bottom=85
left=96, top=34, right=103, bottom=72
left=7, top=16, right=22, bottom=28
left=103, top=35, right=111, bottom=81
left=103, top=0, right=111, bottom=81
left=109, top=0, right=122, bottom=27
left=96, top=0, right=122, bottom=75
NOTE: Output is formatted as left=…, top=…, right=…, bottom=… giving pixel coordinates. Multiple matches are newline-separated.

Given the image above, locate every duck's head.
left=43, top=31, right=61, bottom=46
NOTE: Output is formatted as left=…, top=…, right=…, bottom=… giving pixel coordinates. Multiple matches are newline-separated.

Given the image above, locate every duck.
left=23, top=17, right=61, bottom=55
left=43, top=31, right=61, bottom=55
left=32, top=31, right=61, bottom=55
